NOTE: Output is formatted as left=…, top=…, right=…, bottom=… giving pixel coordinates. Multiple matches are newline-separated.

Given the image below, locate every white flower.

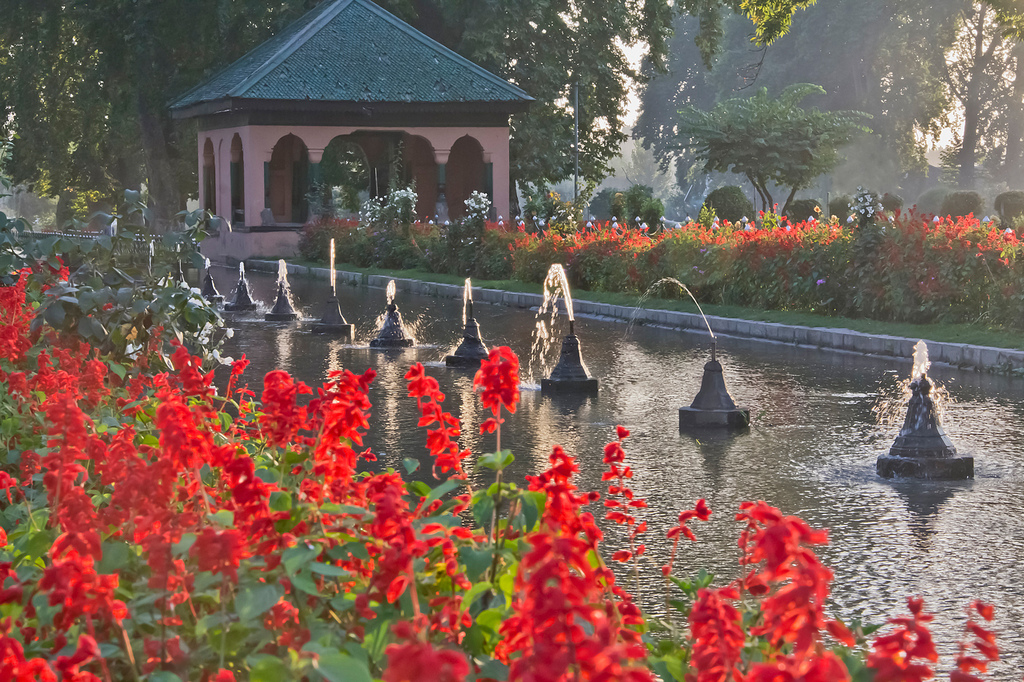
left=1005, top=227, right=1014, bottom=235
left=933, top=216, right=941, bottom=223
left=982, top=216, right=990, bottom=223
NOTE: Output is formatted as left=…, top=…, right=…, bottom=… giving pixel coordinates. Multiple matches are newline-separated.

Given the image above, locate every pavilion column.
left=242, top=136, right=270, bottom=227
left=433, top=148, right=450, bottom=221
left=480, top=130, right=510, bottom=220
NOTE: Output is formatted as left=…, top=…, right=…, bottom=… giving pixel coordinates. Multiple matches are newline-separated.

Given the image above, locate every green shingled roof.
left=171, top=0, right=530, bottom=111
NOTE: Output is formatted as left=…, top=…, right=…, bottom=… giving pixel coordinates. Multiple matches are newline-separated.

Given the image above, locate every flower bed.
left=309, top=210, right=1024, bottom=329
left=0, top=258, right=1008, bottom=680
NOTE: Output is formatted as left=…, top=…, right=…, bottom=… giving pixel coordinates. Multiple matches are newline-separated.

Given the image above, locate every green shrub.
left=704, top=186, right=753, bottom=223
left=994, top=190, right=1024, bottom=223
left=940, top=190, right=984, bottom=218
left=915, top=186, right=952, bottom=215
left=786, top=199, right=821, bottom=222
left=880, top=193, right=904, bottom=212
left=612, top=184, right=664, bottom=227
left=828, top=195, right=851, bottom=219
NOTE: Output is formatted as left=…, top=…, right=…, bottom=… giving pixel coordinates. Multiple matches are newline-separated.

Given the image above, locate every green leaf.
left=477, top=449, right=514, bottom=471
left=97, top=541, right=132, bottom=574
left=236, top=582, right=283, bottom=623
left=476, top=608, right=503, bottom=634
left=282, top=543, right=321, bottom=575
left=309, top=562, right=350, bottom=577
left=248, top=654, right=290, bottom=682
left=147, top=672, right=184, bottom=682
left=472, top=493, right=494, bottom=529
left=422, top=478, right=460, bottom=508
left=463, top=581, right=493, bottom=608
left=460, top=546, right=493, bottom=582
left=305, top=643, right=373, bottom=682
left=207, top=510, right=234, bottom=527
left=289, top=572, right=322, bottom=596
left=269, top=491, right=292, bottom=511
left=402, top=457, right=420, bottom=474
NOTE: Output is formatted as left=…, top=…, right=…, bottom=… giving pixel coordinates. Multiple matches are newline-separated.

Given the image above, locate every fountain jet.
left=201, top=258, right=223, bottom=304
left=877, top=341, right=973, bottom=479
left=446, top=278, right=489, bottom=367
left=369, top=280, right=415, bottom=348
left=313, top=239, right=354, bottom=338
left=265, top=260, right=299, bottom=321
left=224, top=262, right=258, bottom=312
left=539, top=265, right=598, bottom=393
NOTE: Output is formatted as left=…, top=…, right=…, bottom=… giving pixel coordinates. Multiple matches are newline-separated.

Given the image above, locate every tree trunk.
left=136, top=94, right=181, bottom=231
left=781, top=186, right=798, bottom=217
left=959, top=5, right=1001, bottom=189
left=1003, top=41, right=1024, bottom=183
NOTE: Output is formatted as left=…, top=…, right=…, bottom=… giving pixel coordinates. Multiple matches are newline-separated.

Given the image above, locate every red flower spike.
left=473, top=346, right=520, bottom=417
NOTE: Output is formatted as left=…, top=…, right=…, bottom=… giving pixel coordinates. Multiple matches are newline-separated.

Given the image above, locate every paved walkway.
left=248, top=259, right=1024, bottom=374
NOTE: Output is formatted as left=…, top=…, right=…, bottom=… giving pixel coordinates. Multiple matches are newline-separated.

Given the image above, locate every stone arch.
left=446, top=135, right=485, bottom=219
left=268, top=133, right=310, bottom=224
left=230, top=134, right=245, bottom=224
left=319, top=135, right=371, bottom=217
left=403, top=134, right=437, bottom=219
left=203, top=138, right=216, bottom=212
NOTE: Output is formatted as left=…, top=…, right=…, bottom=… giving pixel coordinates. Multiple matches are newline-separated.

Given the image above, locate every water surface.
left=214, top=267, right=1024, bottom=677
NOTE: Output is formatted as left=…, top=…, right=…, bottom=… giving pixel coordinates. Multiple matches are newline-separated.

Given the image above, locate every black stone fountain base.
left=678, top=406, right=750, bottom=430
left=678, top=347, right=749, bottom=431
left=369, top=303, right=415, bottom=348
left=875, top=375, right=974, bottom=480
left=541, top=332, right=598, bottom=394
left=369, top=338, right=415, bottom=349
left=446, top=318, right=488, bottom=368
left=265, top=281, right=299, bottom=321
left=312, top=297, right=354, bottom=340
left=876, top=455, right=974, bottom=480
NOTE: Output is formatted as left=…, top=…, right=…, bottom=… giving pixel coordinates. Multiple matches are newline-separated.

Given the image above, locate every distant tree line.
left=636, top=0, right=1024, bottom=204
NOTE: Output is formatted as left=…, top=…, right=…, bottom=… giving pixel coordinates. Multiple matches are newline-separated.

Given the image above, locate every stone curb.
left=247, top=259, right=1024, bottom=373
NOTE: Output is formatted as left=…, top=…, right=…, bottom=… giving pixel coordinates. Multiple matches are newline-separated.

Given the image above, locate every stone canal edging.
left=246, top=259, right=1024, bottom=374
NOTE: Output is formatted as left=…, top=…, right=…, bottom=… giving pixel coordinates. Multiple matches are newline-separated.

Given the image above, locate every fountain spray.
left=877, top=340, right=973, bottom=479
left=313, top=239, right=354, bottom=338
left=224, top=262, right=257, bottom=312
left=370, top=279, right=415, bottom=348
left=446, top=278, right=489, bottom=367
left=265, top=259, right=299, bottom=321
left=539, top=264, right=597, bottom=394
left=200, top=257, right=223, bottom=304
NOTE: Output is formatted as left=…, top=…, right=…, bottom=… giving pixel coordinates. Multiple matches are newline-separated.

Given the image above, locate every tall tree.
left=677, top=84, right=869, bottom=213
left=0, top=0, right=813, bottom=224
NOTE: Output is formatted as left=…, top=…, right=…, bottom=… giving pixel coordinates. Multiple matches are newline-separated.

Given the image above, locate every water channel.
left=212, top=266, right=1024, bottom=677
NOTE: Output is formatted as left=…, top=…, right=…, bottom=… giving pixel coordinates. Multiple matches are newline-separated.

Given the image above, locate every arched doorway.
left=203, top=139, right=216, bottom=212
left=268, top=134, right=310, bottom=224
left=318, top=135, right=371, bottom=218
left=230, top=134, right=245, bottom=225
left=446, top=135, right=485, bottom=219
left=403, top=135, right=437, bottom=219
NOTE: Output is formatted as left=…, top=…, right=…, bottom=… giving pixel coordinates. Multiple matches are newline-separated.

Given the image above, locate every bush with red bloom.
left=866, top=597, right=939, bottom=682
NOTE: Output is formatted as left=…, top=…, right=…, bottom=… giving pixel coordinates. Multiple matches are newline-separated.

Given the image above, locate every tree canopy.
left=677, top=83, right=870, bottom=213
left=0, top=0, right=818, bottom=224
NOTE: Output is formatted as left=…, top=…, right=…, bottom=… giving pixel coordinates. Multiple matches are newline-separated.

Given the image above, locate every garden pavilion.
left=171, top=0, right=530, bottom=259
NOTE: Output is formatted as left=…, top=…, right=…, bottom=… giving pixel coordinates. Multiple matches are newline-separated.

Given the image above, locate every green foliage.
left=940, top=190, right=984, bottom=218
left=994, top=190, right=1024, bottom=223
left=915, top=186, right=952, bottom=216
left=703, top=186, right=753, bottom=223
left=610, top=185, right=664, bottom=228
left=786, top=199, right=821, bottom=221
left=697, top=205, right=716, bottom=229
left=880, top=192, right=904, bottom=212
left=828, top=195, right=852, bottom=219
left=678, top=84, right=870, bottom=215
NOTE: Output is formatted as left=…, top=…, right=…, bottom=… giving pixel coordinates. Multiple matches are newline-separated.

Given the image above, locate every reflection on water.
left=214, top=266, right=1024, bottom=678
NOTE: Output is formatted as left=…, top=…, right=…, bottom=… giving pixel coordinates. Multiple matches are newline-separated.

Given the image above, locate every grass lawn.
left=275, top=259, right=1024, bottom=351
